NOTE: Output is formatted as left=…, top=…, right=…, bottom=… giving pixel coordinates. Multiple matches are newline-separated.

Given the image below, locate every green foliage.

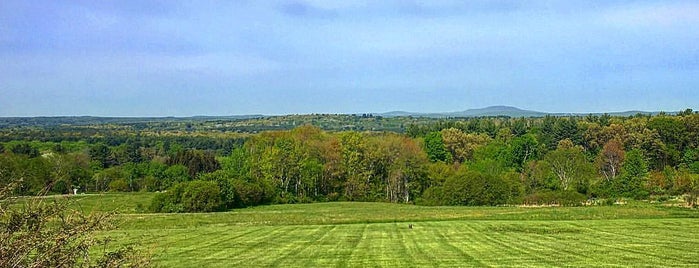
left=0, top=184, right=152, bottom=267
left=510, top=134, right=540, bottom=170
left=472, top=140, right=512, bottom=167
left=436, top=170, right=521, bottom=206
left=647, top=116, right=686, bottom=150
left=540, top=142, right=595, bottom=193
left=89, top=143, right=113, bottom=168
left=0, top=153, right=51, bottom=195
left=441, top=128, right=491, bottom=163
left=149, top=184, right=185, bottom=213
left=10, top=143, right=40, bottom=158
left=230, top=179, right=274, bottom=207
left=682, top=148, right=699, bottom=173
left=108, top=178, right=129, bottom=192
left=167, top=149, right=220, bottom=178
left=685, top=175, right=699, bottom=207
left=150, top=180, right=222, bottom=213
left=423, top=131, right=450, bottom=162
left=4, top=111, right=699, bottom=209
left=180, top=180, right=222, bottom=212
left=417, top=186, right=445, bottom=206
left=162, top=164, right=190, bottom=190
left=616, top=149, right=649, bottom=199
left=137, top=161, right=168, bottom=191
left=553, top=118, right=582, bottom=146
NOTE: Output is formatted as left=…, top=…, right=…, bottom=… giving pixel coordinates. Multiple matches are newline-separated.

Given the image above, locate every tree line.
left=2, top=111, right=699, bottom=212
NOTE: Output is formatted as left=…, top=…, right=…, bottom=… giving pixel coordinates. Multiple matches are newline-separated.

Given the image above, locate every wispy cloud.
left=1, top=0, right=697, bottom=116
left=601, top=2, right=699, bottom=28
left=279, top=1, right=338, bottom=18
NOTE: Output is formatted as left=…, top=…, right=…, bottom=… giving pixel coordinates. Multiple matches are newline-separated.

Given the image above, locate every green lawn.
left=67, top=194, right=699, bottom=267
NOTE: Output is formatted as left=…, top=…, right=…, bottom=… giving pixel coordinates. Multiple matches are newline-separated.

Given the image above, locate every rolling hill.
left=379, top=106, right=657, bottom=118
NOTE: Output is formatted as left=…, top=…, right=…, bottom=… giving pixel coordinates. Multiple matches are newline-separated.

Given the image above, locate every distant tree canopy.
left=3, top=110, right=699, bottom=211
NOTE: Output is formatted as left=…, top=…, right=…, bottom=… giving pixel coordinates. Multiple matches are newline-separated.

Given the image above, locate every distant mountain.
left=604, top=111, right=656, bottom=117
left=447, top=106, right=547, bottom=117
left=380, top=111, right=419, bottom=117
left=379, top=106, right=547, bottom=118
left=378, top=106, right=660, bottom=118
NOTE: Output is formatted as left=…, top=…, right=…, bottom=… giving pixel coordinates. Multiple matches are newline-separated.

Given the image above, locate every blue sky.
left=1, top=0, right=698, bottom=116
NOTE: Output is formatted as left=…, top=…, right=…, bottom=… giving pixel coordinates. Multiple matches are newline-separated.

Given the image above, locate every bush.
left=419, top=170, right=523, bottom=206
left=108, top=178, right=129, bottom=192
left=417, top=186, right=445, bottom=206
left=149, top=184, right=185, bottom=213
left=181, top=180, right=222, bottom=212
left=150, top=180, right=222, bottom=213
left=51, top=179, right=69, bottom=194
left=1, top=183, right=152, bottom=267
left=229, top=179, right=270, bottom=207
left=441, top=171, right=519, bottom=206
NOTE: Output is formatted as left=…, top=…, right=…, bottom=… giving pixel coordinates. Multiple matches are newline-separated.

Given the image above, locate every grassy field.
left=62, top=194, right=699, bottom=266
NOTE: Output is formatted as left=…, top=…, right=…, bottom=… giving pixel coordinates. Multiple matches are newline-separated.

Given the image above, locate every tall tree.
left=617, top=149, right=649, bottom=199
left=543, top=139, right=595, bottom=192
left=441, top=128, right=491, bottom=163
left=167, top=149, right=221, bottom=178
left=553, top=118, right=582, bottom=146
left=510, top=134, right=540, bottom=170
left=89, top=143, right=113, bottom=169
left=340, top=132, right=371, bottom=200
left=423, top=131, right=450, bottom=162
left=596, top=139, right=625, bottom=181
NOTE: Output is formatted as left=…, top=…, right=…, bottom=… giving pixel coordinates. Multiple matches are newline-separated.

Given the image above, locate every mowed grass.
left=112, top=218, right=699, bottom=267
left=65, top=194, right=699, bottom=267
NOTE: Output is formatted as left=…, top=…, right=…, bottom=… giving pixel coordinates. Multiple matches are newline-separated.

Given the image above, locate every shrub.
left=150, top=192, right=179, bottom=213
left=441, top=171, right=518, bottom=206
left=151, top=180, right=222, bottom=213
left=418, top=186, right=445, bottom=206
left=229, top=179, right=270, bottom=207
left=0, top=182, right=152, bottom=267
left=181, top=180, right=222, bottom=212
left=51, top=179, right=69, bottom=194
left=108, top=178, right=129, bottom=192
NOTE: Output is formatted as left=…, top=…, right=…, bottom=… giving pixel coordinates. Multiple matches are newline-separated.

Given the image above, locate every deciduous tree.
left=543, top=140, right=595, bottom=192
left=596, top=139, right=625, bottom=182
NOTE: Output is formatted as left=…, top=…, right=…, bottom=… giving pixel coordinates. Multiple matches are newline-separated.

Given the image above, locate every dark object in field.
left=408, top=224, right=413, bottom=229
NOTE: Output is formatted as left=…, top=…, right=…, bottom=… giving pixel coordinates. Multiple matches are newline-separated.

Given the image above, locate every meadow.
left=50, top=193, right=698, bottom=267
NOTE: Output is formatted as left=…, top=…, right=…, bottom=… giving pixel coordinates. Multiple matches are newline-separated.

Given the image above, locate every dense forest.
left=1, top=110, right=699, bottom=212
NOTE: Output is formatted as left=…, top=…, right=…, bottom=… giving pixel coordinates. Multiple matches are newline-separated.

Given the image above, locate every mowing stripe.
left=469, top=222, right=562, bottom=266
left=570, top=221, right=698, bottom=266
left=101, top=203, right=699, bottom=268
left=399, top=223, right=440, bottom=266
left=266, top=225, right=336, bottom=266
